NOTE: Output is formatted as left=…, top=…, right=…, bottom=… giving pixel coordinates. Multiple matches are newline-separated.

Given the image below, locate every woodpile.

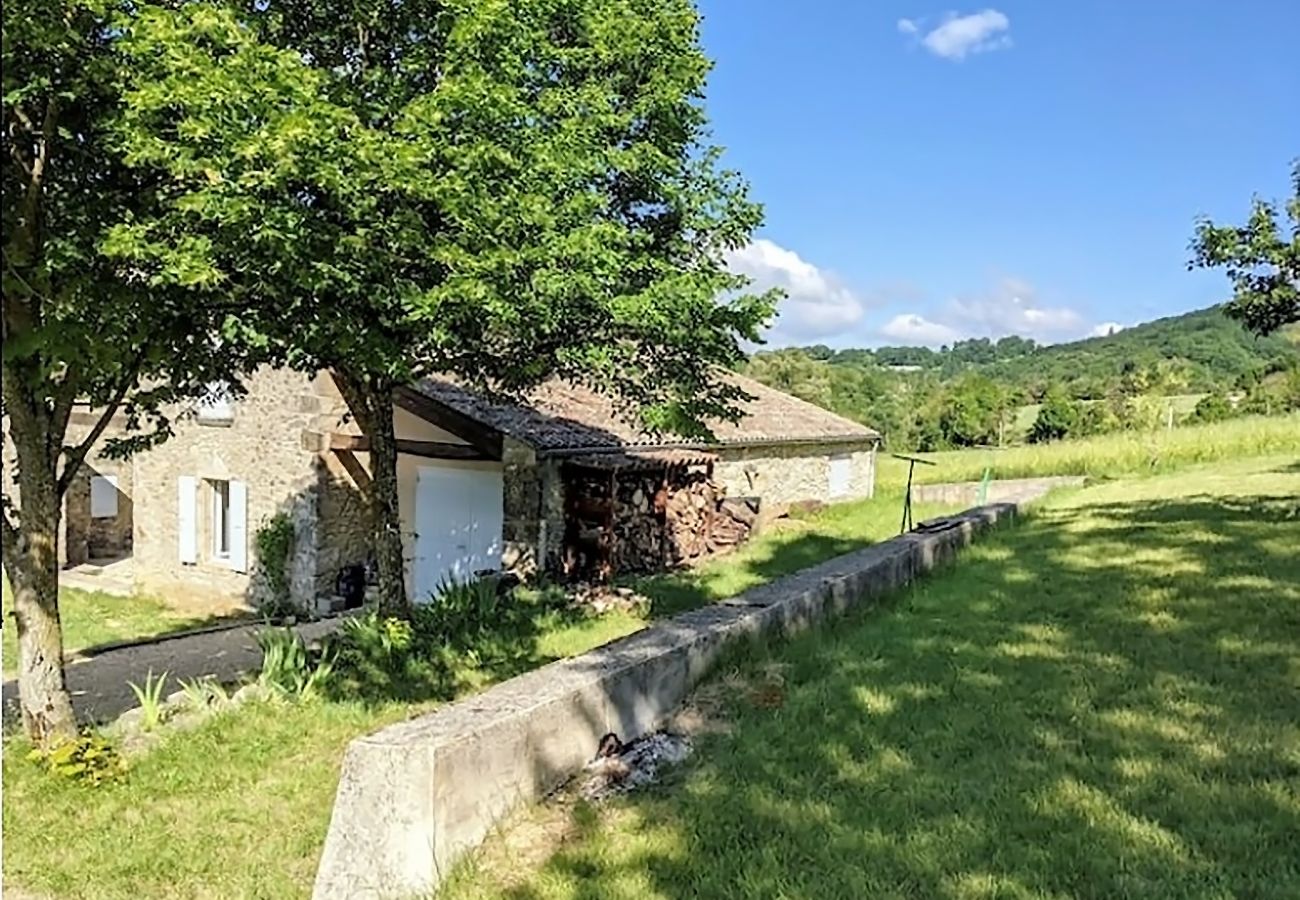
left=659, top=473, right=754, bottom=565
left=561, top=457, right=757, bottom=581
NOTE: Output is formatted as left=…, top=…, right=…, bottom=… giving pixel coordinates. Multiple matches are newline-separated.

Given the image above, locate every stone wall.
left=312, top=499, right=1018, bottom=900
left=911, top=476, right=1086, bottom=507
left=62, top=450, right=134, bottom=566
left=500, top=438, right=542, bottom=573
left=713, top=442, right=876, bottom=508
left=130, top=367, right=323, bottom=611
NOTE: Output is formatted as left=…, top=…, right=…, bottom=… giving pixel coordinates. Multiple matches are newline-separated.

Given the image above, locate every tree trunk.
left=2, top=461, right=77, bottom=748
left=333, top=369, right=411, bottom=617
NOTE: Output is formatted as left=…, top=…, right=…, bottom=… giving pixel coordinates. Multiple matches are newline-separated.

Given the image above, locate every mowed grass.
left=1, top=583, right=246, bottom=678
left=444, top=455, right=1300, bottom=900
left=0, top=487, right=948, bottom=900
left=878, top=411, right=1300, bottom=490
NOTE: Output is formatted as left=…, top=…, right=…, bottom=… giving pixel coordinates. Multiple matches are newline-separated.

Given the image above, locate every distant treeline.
left=745, top=306, right=1300, bottom=451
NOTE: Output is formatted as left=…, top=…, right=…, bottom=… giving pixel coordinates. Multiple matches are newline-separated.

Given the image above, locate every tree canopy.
left=3, top=0, right=266, bottom=744
left=1190, top=161, right=1300, bottom=336
left=110, top=0, right=776, bottom=611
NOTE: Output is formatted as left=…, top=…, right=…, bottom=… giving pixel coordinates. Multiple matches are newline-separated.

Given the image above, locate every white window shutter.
left=828, top=455, right=852, bottom=499
left=178, top=476, right=198, bottom=563
left=228, top=481, right=249, bottom=573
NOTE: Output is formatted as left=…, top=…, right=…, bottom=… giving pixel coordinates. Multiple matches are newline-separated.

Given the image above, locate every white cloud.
left=880, top=313, right=961, bottom=345
left=944, top=276, right=1084, bottom=339
left=900, top=9, right=1013, bottom=61
left=873, top=277, right=1100, bottom=347
left=728, top=239, right=867, bottom=345
left=1088, top=321, right=1125, bottom=338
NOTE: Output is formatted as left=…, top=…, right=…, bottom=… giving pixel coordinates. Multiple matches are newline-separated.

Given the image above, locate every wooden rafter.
left=324, top=432, right=488, bottom=460
left=392, top=385, right=504, bottom=459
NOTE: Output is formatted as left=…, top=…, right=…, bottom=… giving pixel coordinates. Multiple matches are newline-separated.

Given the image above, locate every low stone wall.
left=313, top=501, right=1020, bottom=900
left=911, top=475, right=1085, bottom=507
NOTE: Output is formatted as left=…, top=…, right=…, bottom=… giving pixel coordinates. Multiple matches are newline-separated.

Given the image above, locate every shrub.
left=412, top=576, right=504, bottom=648
left=254, top=512, right=297, bottom=619
left=256, top=627, right=332, bottom=700
left=321, top=611, right=443, bottom=701
left=321, top=576, right=520, bottom=702
left=1190, top=392, right=1234, bottom=423
left=1028, top=386, right=1082, bottom=444
left=27, top=733, right=127, bottom=787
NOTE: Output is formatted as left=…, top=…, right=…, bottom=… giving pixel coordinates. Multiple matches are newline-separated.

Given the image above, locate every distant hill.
left=981, top=307, right=1297, bottom=397
left=744, top=306, right=1299, bottom=449
left=782, top=306, right=1298, bottom=398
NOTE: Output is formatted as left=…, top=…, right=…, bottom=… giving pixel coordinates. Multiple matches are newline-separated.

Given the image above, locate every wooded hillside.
left=745, top=306, right=1299, bottom=449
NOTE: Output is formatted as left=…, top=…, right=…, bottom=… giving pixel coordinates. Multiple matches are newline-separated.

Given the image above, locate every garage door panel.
left=413, top=464, right=504, bottom=604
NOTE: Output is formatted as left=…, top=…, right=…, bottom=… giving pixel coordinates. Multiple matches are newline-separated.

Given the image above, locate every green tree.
left=1028, top=384, right=1082, bottom=443
left=2, top=1, right=260, bottom=745
left=1189, top=393, right=1233, bottom=424
left=1190, top=161, right=1299, bottom=335
left=930, top=374, right=1005, bottom=449
left=112, top=1, right=776, bottom=615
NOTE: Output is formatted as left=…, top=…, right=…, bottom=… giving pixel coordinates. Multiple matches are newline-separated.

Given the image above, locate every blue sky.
left=698, top=1, right=1299, bottom=347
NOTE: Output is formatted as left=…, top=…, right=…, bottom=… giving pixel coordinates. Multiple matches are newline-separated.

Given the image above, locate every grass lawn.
left=1, top=583, right=248, bottom=678
left=443, top=455, right=1300, bottom=899
left=1, top=486, right=951, bottom=899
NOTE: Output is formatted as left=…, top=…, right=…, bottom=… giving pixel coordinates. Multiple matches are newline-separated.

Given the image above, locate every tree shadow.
left=630, top=531, right=871, bottom=618
left=466, top=487, right=1300, bottom=899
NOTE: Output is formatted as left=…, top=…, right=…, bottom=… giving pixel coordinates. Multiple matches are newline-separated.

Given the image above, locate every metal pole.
left=900, top=459, right=916, bottom=534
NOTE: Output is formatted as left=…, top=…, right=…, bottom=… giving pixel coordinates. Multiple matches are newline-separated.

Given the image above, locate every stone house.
left=57, top=368, right=880, bottom=611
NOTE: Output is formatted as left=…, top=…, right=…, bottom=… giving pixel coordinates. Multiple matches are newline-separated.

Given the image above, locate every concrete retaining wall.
left=911, top=475, right=1084, bottom=507
left=313, top=502, right=1022, bottom=900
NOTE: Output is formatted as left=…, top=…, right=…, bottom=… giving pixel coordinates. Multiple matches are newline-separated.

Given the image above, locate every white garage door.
left=412, top=464, right=504, bottom=603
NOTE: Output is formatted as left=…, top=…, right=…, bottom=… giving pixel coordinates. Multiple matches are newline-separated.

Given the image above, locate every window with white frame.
left=196, top=381, right=234, bottom=424
left=90, top=475, right=119, bottom=519
left=210, top=479, right=232, bottom=558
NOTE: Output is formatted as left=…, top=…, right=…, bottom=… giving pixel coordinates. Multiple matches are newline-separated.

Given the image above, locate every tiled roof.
left=407, top=371, right=879, bottom=454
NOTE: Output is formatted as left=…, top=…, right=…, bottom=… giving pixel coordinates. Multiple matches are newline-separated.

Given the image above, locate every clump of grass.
left=255, top=627, right=333, bottom=700
left=178, top=676, right=229, bottom=712
left=126, top=670, right=169, bottom=731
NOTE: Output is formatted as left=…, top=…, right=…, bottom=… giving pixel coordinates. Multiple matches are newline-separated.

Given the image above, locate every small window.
left=828, top=454, right=852, bottom=499
left=210, top=479, right=231, bottom=558
left=90, top=475, right=119, bottom=519
left=197, top=382, right=234, bottom=424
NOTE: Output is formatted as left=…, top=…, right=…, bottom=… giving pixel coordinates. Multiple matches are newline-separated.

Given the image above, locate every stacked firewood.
left=608, top=470, right=755, bottom=571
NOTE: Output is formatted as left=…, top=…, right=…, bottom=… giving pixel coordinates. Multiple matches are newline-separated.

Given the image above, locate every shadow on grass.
left=472, top=490, right=1300, bottom=900
left=70, top=611, right=257, bottom=660
left=630, top=531, right=871, bottom=618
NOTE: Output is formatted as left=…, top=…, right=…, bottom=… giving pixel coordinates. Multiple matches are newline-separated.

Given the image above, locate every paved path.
left=2, top=617, right=345, bottom=726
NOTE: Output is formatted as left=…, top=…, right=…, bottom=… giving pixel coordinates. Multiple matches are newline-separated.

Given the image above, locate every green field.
left=0, top=487, right=953, bottom=900
left=878, top=412, right=1300, bottom=490
left=444, top=455, right=1300, bottom=899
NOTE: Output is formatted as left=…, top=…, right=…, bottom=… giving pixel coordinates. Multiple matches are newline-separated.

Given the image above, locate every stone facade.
left=129, top=367, right=325, bottom=611
left=712, top=443, right=876, bottom=508
left=27, top=368, right=879, bottom=612
left=62, top=446, right=134, bottom=566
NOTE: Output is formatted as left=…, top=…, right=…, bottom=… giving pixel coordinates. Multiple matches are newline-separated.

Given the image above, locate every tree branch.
left=56, top=373, right=134, bottom=498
